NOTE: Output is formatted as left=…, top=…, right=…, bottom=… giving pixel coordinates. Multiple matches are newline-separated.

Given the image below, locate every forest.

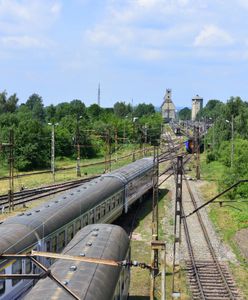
left=195, top=96, right=248, bottom=199
left=0, top=91, right=162, bottom=171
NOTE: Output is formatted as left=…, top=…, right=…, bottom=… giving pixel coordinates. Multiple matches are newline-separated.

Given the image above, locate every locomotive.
left=185, top=138, right=204, bottom=154
left=24, top=224, right=130, bottom=300
left=0, top=157, right=154, bottom=300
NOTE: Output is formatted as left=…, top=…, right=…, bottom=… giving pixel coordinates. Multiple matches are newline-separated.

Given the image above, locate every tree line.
left=0, top=91, right=162, bottom=171
left=196, top=96, right=248, bottom=199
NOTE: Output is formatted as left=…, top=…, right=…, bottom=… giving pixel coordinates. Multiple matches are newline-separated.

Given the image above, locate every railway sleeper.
left=191, top=292, right=236, bottom=298
left=190, top=283, right=236, bottom=289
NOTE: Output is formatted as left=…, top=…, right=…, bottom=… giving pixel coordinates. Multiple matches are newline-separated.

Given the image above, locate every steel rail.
left=184, top=175, right=236, bottom=299
left=181, top=205, right=205, bottom=299
left=0, top=176, right=99, bottom=210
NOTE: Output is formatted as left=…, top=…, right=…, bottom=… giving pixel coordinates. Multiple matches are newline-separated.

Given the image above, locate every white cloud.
left=194, top=25, right=234, bottom=47
left=84, top=1, right=246, bottom=62
left=0, top=1, right=61, bottom=50
left=0, top=35, right=48, bottom=48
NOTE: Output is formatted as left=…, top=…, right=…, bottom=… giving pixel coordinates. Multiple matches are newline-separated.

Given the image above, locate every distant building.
left=191, top=94, right=203, bottom=121
left=161, top=89, right=176, bottom=123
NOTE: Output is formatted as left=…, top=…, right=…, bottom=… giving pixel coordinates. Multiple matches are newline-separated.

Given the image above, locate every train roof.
left=24, top=224, right=130, bottom=300
left=0, top=176, right=122, bottom=254
left=105, top=157, right=154, bottom=183
left=0, top=157, right=152, bottom=255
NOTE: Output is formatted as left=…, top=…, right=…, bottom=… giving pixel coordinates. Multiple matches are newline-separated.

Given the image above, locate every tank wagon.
left=24, top=224, right=130, bottom=300
left=0, top=157, right=153, bottom=300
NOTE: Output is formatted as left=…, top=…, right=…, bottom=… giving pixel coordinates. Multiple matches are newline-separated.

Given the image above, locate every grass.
left=199, top=156, right=248, bottom=299
left=200, top=153, right=227, bottom=181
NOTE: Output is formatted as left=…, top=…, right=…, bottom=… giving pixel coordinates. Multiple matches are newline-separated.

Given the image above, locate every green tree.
left=69, top=99, right=87, bottom=118
left=133, top=103, right=155, bottom=118
left=87, top=104, right=103, bottom=120
left=0, top=91, right=7, bottom=114
left=197, top=99, right=224, bottom=120
left=15, top=120, right=50, bottom=170
left=0, top=91, right=19, bottom=114
left=26, top=93, right=45, bottom=122
left=113, top=101, right=131, bottom=118
left=178, top=107, right=191, bottom=120
left=45, top=104, right=56, bottom=122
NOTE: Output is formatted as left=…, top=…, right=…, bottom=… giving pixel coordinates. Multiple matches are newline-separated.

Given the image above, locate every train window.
left=58, top=231, right=65, bottom=252
left=46, top=240, right=51, bottom=252
left=107, top=200, right=111, bottom=212
left=67, top=225, right=74, bottom=243
left=25, top=259, right=32, bottom=274
left=51, top=236, right=57, bottom=252
left=12, top=260, right=22, bottom=286
left=96, top=207, right=101, bottom=220
left=0, top=270, right=5, bottom=296
left=112, top=200, right=115, bottom=209
left=90, top=210, right=94, bottom=224
left=83, top=214, right=88, bottom=226
left=75, top=219, right=81, bottom=233
left=101, top=203, right=106, bottom=217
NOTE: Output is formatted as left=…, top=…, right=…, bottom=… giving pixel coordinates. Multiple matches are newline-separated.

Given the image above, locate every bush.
left=206, top=151, right=216, bottom=163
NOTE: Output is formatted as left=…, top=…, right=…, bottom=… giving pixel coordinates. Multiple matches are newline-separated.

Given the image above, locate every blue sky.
left=0, top=0, right=248, bottom=108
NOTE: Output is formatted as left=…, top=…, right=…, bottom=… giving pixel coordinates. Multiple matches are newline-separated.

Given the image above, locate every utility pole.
left=9, top=129, right=14, bottom=211
left=51, top=124, right=55, bottom=182
left=226, top=116, right=234, bottom=168
left=231, top=115, right=234, bottom=168
left=0, top=129, right=15, bottom=211
left=104, top=130, right=111, bottom=173
left=115, top=127, right=118, bottom=162
left=150, top=146, right=159, bottom=299
left=195, top=126, right=200, bottom=180
left=172, top=156, right=183, bottom=299
left=76, top=116, right=82, bottom=177
left=48, top=123, right=58, bottom=182
left=132, top=117, right=138, bottom=162
left=150, top=146, right=166, bottom=300
left=144, top=124, right=148, bottom=157
left=98, top=83, right=101, bottom=107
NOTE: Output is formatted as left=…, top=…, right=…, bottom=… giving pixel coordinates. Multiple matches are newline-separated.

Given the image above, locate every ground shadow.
left=114, top=188, right=169, bottom=234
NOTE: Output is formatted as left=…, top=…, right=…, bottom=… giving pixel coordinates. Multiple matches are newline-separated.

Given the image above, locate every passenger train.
left=24, top=224, right=130, bottom=300
left=0, top=157, right=154, bottom=300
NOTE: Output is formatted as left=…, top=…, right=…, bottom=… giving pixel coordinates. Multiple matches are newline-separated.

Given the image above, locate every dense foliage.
left=0, top=91, right=162, bottom=171
left=198, top=96, right=248, bottom=199
left=178, top=107, right=191, bottom=120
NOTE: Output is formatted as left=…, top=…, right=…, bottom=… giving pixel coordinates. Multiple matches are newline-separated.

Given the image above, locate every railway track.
left=182, top=176, right=240, bottom=299
left=0, top=176, right=99, bottom=210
